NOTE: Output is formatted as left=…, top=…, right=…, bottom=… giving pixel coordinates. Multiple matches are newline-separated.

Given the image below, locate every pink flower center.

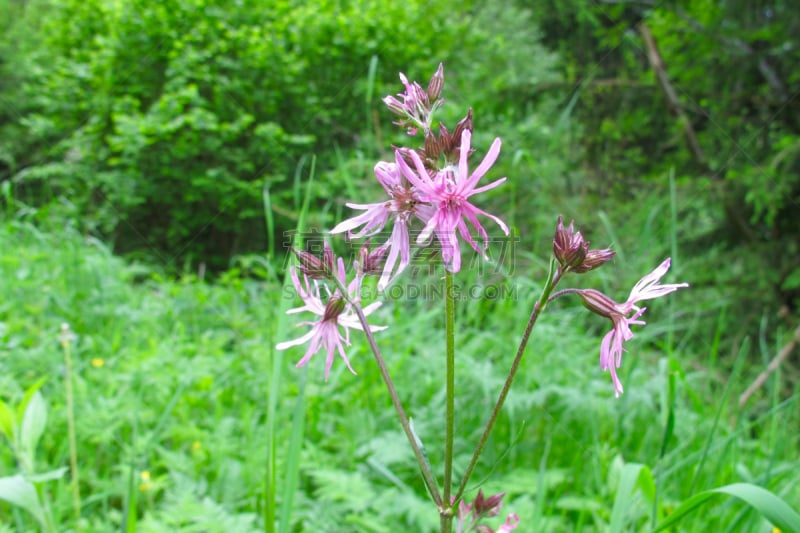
left=442, top=193, right=465, bottom=210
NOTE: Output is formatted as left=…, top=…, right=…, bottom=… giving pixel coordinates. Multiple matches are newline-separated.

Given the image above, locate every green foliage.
left=1, top=0, right=550, bottom=271
left=1, top=0, right=799, bottom=530
left=0, top=381, right=67, bottom=532
left=1, top=200, right=799, bottom=530
left=489, top=0, right=800, bottom=344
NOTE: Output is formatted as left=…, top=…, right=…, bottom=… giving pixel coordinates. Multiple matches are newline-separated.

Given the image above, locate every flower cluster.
left=275, top=243, right=386, bottom=380
left=383, top=63, right=444, bottom=135
left=455, top=490, right=519, bottom=533
left=332, top=65, right=509, bottom=286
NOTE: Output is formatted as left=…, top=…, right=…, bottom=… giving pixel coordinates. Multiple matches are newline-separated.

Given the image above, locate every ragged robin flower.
left=576, top=258, right=689, bottom=396
left=396, top=129, right=509, bottom=273
left=276, top=255, right=386, bottom=380
left=330, top=160, right=434, bottom=290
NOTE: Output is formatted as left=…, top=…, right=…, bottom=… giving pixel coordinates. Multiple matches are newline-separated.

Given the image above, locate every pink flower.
left=494, top=514, right=520, bottom=533
left=396, top=129, right=509, bottom=273
left=330, top=161, right=434, bottom=289
left=383, top=64, right=444, bottom=135
left=578, top=258, right=689, bottom=396
left=275, top=258, right=386, bottom=380
left=455, top=490, right=519, bottom=533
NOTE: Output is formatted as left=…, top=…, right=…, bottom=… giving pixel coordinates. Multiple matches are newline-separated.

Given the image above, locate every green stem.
left=62, top=336, right=81, bottom=528
left=441, top=271, right=456, bottom=533
left=454, top=261, right=562, bottom=503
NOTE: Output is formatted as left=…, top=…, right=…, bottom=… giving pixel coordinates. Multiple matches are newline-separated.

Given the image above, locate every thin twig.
left=639, top=23, right=708, bottom=170
left=739, top=325, right=800, bottom=408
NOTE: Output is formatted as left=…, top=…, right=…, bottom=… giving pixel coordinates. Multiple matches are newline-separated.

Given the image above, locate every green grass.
left=0, top=208, right=798, bottom=531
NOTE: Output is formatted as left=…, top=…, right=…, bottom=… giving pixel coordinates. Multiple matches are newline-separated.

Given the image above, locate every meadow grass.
left=0, top=203, right=798, bottom=532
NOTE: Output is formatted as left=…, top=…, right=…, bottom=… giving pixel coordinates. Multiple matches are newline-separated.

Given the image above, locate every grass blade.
left=653, top=483, right=800, bottom=532
left=265, top=155, right=316, bottom=533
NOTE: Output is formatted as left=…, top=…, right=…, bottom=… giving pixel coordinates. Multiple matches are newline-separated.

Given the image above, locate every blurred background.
left=0, top=0, right=798, bottom=531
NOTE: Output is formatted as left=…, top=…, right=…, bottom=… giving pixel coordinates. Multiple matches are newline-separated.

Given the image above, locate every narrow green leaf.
left=654, top=483, right=800, bottom=532
left=268, top=155, right=316, bottom=533
left=277, top=367, right=307, bottom=533
left=19, top=391, right=47, bottom=463
left=263, top=182, right=275, bottom=260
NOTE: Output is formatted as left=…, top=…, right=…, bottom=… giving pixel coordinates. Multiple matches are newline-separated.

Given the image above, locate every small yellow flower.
left=772, top=528, right=782, bottom=533
left=91, top=358, right=105, bottom=368
left=139, top=470, right=152, bottom=492
left=191, top=441, right=202, bottom=453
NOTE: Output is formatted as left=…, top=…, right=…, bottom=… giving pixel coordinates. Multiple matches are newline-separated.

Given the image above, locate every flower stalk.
left=58, top=323, right=81, bottom=528
left=455, top=259, right=561, bottom=503
left=441, top=270, right=457, bottom=532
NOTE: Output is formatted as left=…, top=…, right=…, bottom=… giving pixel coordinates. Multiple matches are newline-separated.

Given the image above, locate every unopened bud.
left=424, top=129, right=440, bottom=161
left=437, top=123, right=452, bottom=154
left=553, top=215, right=588, bottom=268
left=449, top=109, right=474, bottom=158
left=293, top=242, right=335, bottom=279
left=358, top=241, right=387, bottom=276
left=473, top=490, right=505, bottom=517
left=427, top=63, right=445, bottom=103
left=577, top=289, right=619, bottom=318
left=322, top=296, right=347, bottom=322
left=572, top=248, right=616, bottom=273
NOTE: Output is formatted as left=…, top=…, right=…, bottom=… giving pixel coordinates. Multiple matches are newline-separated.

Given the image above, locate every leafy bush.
left=2, top=0, right=556, bottom=271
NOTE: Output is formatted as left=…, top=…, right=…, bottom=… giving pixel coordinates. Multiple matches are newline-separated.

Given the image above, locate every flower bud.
left=427, top=63, right=445, bottom=103
left=424, top=129, right=440, bottom=161
left=576, top=289, right=619, bottom=318
left=553, top=215, right=588, bottom=268
left=292, top=242, right=335, bottom=280
left=473, top=489, right=505, bottom=517
left=572, top=248, right=616, bottom=273
left=322, top=296, right=347, bottom=322
left=358, top=240, right=387, bottom=276
left=449, top=109, right=474, bottom=159
left=437, top=123, right=452, bottom=153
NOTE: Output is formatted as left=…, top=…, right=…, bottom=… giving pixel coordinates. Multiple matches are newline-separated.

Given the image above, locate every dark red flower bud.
left=572, top=248, right=616, bottom=273
left=424, top=129, right=441, bottom=161
left=473, top=489, right=505, bottom=517
left=358, top=240, right=387, bottom=276
left=292, top=242, right=335, bottom=279
left=553, top=215, right=588, bottom=268
left=576, top=288, right=619, bottom=318
left=449, top=109, right=474, bottom=160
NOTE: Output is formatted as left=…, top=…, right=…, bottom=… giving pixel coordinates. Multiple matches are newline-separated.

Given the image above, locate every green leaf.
left=27, top=467, right=68, bottom=483
left=609, top=463, right=654, bottom=533
left=0, top=475, right=46, bottom=528
left=16, top=377, right=47, bottom=423
left=19, top=391, right=47, bottom=462
left=654, top=483, right=800, bottom=532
